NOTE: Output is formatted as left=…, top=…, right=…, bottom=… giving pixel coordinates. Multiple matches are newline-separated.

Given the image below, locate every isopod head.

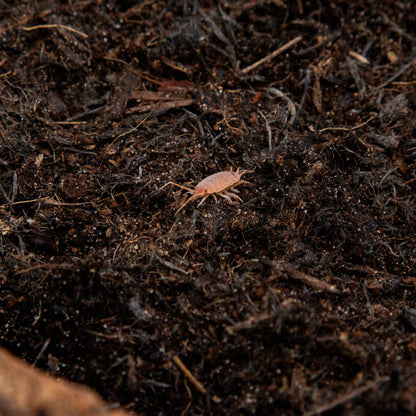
left=194, top=183, right=209, bottom=196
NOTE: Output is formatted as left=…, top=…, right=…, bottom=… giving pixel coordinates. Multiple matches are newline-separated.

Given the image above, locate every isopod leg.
left=175, top=194, right=199, bottom=215
left=224, top=191, right=243, bottom=202
left=232, top=180, right=251, bottom=188
left=239, top=169, right=255, bottom=176
left=196, top=194, right=210, bottom=208
left=219, top=193, right=233, bottom=203
left=161, top=181, right=194, bottom=193
left=219, top=191, right=242, bottom=203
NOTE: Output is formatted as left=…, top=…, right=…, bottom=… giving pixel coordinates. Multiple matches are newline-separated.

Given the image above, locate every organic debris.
left=1, top=1, right=416, bottom=415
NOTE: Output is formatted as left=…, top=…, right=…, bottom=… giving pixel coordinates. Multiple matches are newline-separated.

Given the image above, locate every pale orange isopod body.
left=162, top=168, right=252, bottom=214
left=194, top=170, right=242, bottom=195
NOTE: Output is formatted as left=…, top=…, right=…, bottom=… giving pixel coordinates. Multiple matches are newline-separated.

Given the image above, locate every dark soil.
left=1, top=1, right=416, bottom=415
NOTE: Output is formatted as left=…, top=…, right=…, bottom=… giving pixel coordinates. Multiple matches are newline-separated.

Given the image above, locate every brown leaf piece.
left=0, top=347, right=133, bottom=416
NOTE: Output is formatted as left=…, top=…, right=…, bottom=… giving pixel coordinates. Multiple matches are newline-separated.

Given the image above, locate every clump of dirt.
left=1, top=1, right=416, bottom=415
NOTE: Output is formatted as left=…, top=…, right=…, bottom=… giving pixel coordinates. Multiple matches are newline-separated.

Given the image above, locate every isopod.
left=162, top=167, right=253, bottom=214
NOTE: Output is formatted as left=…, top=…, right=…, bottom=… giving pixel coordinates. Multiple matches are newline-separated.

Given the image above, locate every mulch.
left=1, top=1, right=416, bottom=415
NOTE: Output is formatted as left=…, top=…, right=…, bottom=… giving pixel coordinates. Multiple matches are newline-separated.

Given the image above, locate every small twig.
left=347, top=56, right=366, bottom=99
left=22, top=24, right=88, bottom=38
left=303, top=378, right=389, bottom=416
left=225, top=312, right=272, bottom=335
left=0, top=184, right=11, bottom=204
left=296, top=0, right=304, bottom=14
left=172, top=355, right=207, bottom=394
left=66, top=105, right=106, bottom=122
left=0, top=71, right=12, bottom=78
left=42, top=197, right=94, bottom=206
left=183, top=110, right=204, bottom=136
left=266, top=87, right=297, bottom=124
left=15, top=263, right=74, bottom=275
left=374, top=55, right=416, bottom=91
left=53, top=121, right=87, bottom=125
left=294, top=32, right=340, bottom=56
left=284, top=265, right=340, bottom=293
left=259, top=259, right=340, bottom=293
left=379, top=11, right=416, bottom=42
left=32, top=300, right=42, bottom=326
left=32, top=338, right=50, bottom=367
left=241, top=35, right=302, bottom=75
left=297, top=68, right=312, bottom=119
left=0, top=196, right=95, bottom=209
left=312, top=69, right=322, bottom=113
left=155, top=254, right=188, bottom=275
left=404, top=176, right=416, bottom=185
left=126, top=99, right=194, bottom=115
left=362, top=283, right=375, bottom=317
left=392, top=80, right=416, bottom=85
left=259, top=110, right=273, bottom=151
left=348, top=50, right=370, bottom=65
left=318, top=115, right=375, bottom=133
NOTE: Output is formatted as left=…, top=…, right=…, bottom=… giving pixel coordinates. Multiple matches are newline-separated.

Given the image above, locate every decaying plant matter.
left=1, top=1, right=416, bottom=415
